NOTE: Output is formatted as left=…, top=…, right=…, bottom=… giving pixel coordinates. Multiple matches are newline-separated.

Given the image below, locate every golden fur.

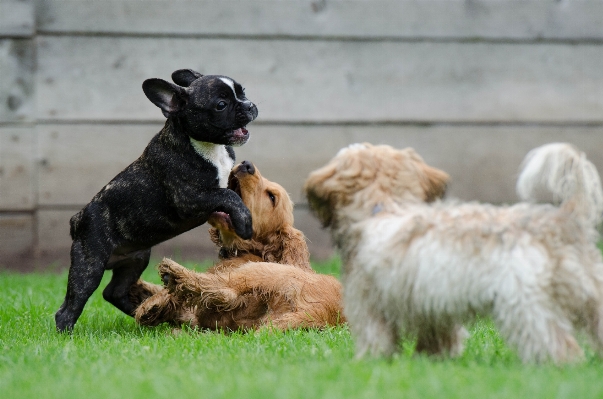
left=206, top=161, right=311, bottom=272
left=304, top=142, right=603, bottom=363
left=143, top=258, right=344, bottom=330
left=131, top=161, right=344, bottom=330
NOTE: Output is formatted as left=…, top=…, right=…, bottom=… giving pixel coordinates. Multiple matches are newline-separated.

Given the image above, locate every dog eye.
left=267, top=191, right=276, bottom=205
left=216, top=101, right=227, bottom=111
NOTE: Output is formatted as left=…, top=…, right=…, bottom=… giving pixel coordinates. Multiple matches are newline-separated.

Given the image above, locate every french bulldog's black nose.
left=250, top=103, right=258, bottom=119
left=239, top=160, right=255, bottom=175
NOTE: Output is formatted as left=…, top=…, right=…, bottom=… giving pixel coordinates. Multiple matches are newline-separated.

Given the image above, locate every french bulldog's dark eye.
left=216, top=101, right=227, bottom=111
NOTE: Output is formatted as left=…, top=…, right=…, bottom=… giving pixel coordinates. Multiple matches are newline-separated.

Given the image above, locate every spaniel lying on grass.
left=130, top=161, right=344, bottom=331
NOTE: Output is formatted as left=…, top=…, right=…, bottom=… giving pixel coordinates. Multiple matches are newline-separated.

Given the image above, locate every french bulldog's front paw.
left=234, top=214, right=252, bottom=240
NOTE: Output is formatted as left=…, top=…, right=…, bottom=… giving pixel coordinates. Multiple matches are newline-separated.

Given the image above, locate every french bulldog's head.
left=142, top=69, right=258, bottom=146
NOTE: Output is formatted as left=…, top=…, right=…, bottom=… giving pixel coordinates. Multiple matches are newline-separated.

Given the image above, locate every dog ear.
left=171, top=69, right=203, bottom=87
left=304, top=162, right=339, bottom=227
left=278, top=226, right=312, bottom=270
left=420, top=164, right=449, bottom=202
left=142, top=78, right=189, bottom=118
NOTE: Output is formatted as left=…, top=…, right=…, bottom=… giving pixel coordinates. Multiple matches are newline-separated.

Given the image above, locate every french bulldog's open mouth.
left=229, top=127, right=249, bottom=146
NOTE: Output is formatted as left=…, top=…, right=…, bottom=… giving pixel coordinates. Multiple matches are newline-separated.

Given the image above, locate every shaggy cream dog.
left=304, top=142, right=603, bottom=363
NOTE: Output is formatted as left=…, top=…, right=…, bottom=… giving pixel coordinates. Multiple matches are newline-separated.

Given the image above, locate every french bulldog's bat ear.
left=171, top=69, right=203, bottom=87
left=142, top=78, right=189, bottom=118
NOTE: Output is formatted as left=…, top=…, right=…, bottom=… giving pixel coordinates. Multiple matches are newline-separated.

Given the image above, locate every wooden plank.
left=240, top=125, right=603, bottom=204
left=37, top=124, right=160, bottom=206
left=37, top=123, right=603, bottom=206
left=36, top=0, right=603, bottom=40
left=0, top=213, right=33, bottom=257
left=36, top=209, right=72, bottom=254
left=0, top=0, right=34, bottom=37
left=0, top=127, right=35, bottom=210
left=293, top=207, right=335, bottom=261
left=36, top=36, right=603, bottom=123
left=36, top=208, right=334, bottom=265
left=0, top=39, right=34, bottom=121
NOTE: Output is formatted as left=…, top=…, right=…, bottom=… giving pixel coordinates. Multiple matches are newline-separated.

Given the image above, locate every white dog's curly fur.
left=304, top=142, right=603, bottom=363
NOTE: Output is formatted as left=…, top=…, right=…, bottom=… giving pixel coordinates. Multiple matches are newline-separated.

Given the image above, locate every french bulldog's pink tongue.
left=233, top=128, right=248, bottom=137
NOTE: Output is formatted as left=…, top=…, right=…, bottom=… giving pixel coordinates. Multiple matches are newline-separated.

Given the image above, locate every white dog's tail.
left=517, top=143, right=603, bottom=227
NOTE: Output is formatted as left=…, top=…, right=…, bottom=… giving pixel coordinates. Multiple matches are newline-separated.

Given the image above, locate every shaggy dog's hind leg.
left=495, top=304, right=583, bottom=363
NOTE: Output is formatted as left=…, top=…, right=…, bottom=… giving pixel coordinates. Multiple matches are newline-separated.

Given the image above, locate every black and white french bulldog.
left=55, top=69, right=258, bottom=333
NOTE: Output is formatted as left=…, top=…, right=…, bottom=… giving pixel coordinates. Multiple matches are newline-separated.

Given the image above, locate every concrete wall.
left=1, top=0, right=603, bottom=270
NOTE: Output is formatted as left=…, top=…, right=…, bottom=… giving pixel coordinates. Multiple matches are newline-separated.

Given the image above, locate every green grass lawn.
left=2, top=257, right=603, bottom=399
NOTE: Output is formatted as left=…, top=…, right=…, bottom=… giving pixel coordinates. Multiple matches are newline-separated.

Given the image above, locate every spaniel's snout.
left=236, top=160, right=256, bottom=176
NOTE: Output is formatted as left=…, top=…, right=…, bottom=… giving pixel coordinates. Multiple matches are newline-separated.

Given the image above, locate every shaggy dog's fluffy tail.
left=517, top=142, right=603, bottom=227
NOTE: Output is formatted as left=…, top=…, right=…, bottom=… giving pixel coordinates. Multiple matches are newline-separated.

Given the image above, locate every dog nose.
left=250, top=103, right=258, bottom=119
left=239, top=160, right=255, bottom=175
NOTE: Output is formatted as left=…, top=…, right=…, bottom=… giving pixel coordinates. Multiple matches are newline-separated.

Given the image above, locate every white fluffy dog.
left=304, top=142, right=603, bottom=363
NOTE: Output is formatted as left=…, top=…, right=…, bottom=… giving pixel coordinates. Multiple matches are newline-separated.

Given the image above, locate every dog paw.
left=234, top=215, right=253, bottom=240
left=158, top=259, right=187, bottom=292
left=161, top=272, right=171, bottom=287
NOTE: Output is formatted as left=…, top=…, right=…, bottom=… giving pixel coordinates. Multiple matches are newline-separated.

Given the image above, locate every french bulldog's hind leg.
left=55, top=240, right=109, bottom=333
left=103, top=249, right=151, bottom=316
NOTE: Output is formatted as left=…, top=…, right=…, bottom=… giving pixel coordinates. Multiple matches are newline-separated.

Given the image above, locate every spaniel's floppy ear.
left=278, top=226, right=312, bottom=270
left=420, top=164, right=449, bottom=202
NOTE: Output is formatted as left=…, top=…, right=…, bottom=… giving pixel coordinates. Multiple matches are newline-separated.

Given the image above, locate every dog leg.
left=352, top=312, right=399, bottom=359
left=158, top=259, right=240, bottom=310
left=343, top=269, right=399, bottom=358
left=103, top=249, right=151, bottom=316
left=270, top=312, right=329, bottom=331
left=591, top=316, right=603, bottom=358
left=175, top=188, right=252, bottom=240
left=495, top=307, right=583, bottom=364
left=55, top=240, right=109, bottom=332
left=128, top=279, right=164, bottom=309
left=135, top=289, right=187, bottom=327
left=584, top=300, right=603, bottom=358
left=415, top=324, right=468, bottom=358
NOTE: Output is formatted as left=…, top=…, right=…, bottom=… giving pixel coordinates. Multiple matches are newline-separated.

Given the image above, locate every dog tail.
left=516, top=142, right=603, bottom=227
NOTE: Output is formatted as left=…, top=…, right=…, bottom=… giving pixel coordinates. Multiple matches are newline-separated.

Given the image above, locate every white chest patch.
left=190, top=139, right=234, bottom=188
